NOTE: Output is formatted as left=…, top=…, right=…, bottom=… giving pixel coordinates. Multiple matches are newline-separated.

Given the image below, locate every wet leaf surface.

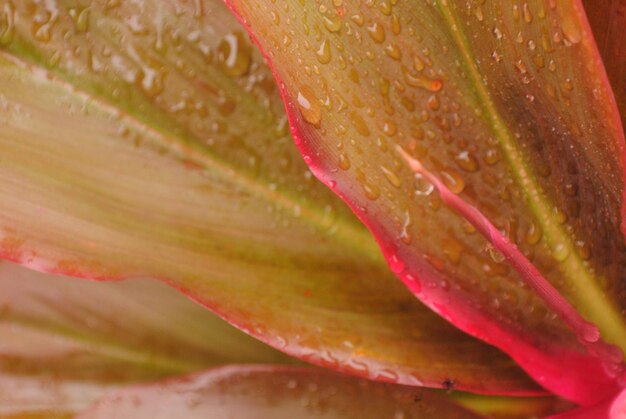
left=79, top=365, right=485, bottom=419
left=0, top=0, right=538, bottom=394
left=0, top=261, right=292, bottom=416
left=226, top=0, right=626, bottom=403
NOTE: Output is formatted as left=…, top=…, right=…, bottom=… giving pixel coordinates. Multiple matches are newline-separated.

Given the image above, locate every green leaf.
left=79, top=365, right=486, bottom=419
left=0, top=260, right=292, bottom=416
left=225, top=0, right=626, bottom=403
left=0, top=0, right=538, bottom=394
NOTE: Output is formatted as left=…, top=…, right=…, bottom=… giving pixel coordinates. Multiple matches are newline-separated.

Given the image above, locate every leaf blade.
left=0, top=0, right=538, bottom=394
left=78, top=365, right=486, bottom=419
left=0, top=261, right=293, bottom=416
left=225, top=0, right=626, bottom=403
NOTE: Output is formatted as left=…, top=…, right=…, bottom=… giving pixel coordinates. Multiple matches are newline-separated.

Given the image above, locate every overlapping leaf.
left=0, top=261, right=292, bottom=417
left=226, top=0, right=626, bottom=403
left=79, top=365, right=485, bottom=419
left=0, top=0, right=538, bottom=394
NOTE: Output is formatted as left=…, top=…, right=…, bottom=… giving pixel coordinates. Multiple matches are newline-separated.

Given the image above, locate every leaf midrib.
left=435, top=1, right=626, bottom=352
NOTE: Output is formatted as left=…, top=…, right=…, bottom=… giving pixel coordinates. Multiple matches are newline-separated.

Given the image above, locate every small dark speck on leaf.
left=443, top=378, right=455, bottom=393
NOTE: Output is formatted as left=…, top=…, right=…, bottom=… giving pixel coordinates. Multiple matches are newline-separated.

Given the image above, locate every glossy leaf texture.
left=79, top=365, right=485, bottom=419
left=226, top=0, right=626, bottom=404
left=0, top=0, right=538, bottom=394
left=582, top=0, right=626, bottom=132
left=0, top=260, right=292, bottom=417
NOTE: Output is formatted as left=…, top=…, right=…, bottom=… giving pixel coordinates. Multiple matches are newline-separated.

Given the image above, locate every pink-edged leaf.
left=79, top=365, right=485, bottom=419
left=0, top=260, right=293, bottom=416
left=548, top=387, right=626, bottom=418
left=225, top=0, right=626, bottom=404
left=582, top=0, right=626, bottom=131
left=0, top=0, right=538, bottom=394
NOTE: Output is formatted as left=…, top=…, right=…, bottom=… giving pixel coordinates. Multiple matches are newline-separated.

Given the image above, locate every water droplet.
left=350, top=13, right=364, bottom=27
left=391, top=14, right=401, bottom=35
left=404, top=274, right=420, bottom=292
left=349, top=111, right=370, bottom=137
left=525, top=222, right=542, bottom=245
left=575, top=240, right=591, bottom=260
left=563, top=78, right=574, bottom=91
left=440, top=168, right=465, bottom=194
left=402, top=67, right=443, bottom=92
left=385, top=43, right=402, bottom=60
left=484, top=148, right=501, bottom=165
left=338, top=153, right=351, bottom=170
left=379, top=1, right=392, bottom=16
left=322, top=12, right=342, bottom=32
left=560, top=11, right=582, bottom=44
left=367, top=22, right=386, bottom=43
left=400, top=210, right=412, bottom=244
left=427, top=94, right=440, bottom=110
left=297, top=85, right=322, bottom=126
left=316, top=39, right=331, bottom=64
left=217, top=31, right=251, bottom=77
left=0, top=1, right=14, bottom=45
left=552, top=242, right=569, bottom=262
left=389, top=253, right=405, bottom=274
left=363, top=182, right=381, bottom=200
left=454, top=151, right=479, bottom=172
left=414, top=173, right=434, bottom=196
left=515, top=60, right=528, bottom=74
left=492, top=26, right=503, bottom=40
left=523, top=3, right=533, bottom=23
left=381, top=166, right=401, bottom=188
left=473, top=5, right=484, bottom=21
left=485, top=243, right=505, bottom=263
left=72, top=7, right=90, bottom=33
left=580, top=323, right=600, bottom=344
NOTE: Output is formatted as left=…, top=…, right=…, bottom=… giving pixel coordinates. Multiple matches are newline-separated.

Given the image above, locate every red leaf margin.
left=222, top=0, right=626, bottom=405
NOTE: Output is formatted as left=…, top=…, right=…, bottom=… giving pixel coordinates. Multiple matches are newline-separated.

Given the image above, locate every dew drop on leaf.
left=367, top=22, right=385, bottom=43
left=525, top=221, right=542, bottom=245
left=440, top=168, right=465, bottom=194
left=413, top=173, right=434, bottom=196
left=316, top=39, right=331, bottom=64
left=217, top=31, right=251, bottom=77
left=485, top=243, right=506, bottom=263
left=389, top=253, right=405, bottom=274
left=454, top=150, right=479, bottom=172
left=297, top=85, right=322, bottom=126
left=322, top=12, right=342, bottom=33
left=552, top=242, right=569, bottom=262
left=0, top=0, right=15, bottom=45
left=338, top=153, right=351, bottom=170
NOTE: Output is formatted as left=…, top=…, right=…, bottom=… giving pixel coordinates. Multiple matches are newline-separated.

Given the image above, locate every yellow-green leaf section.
left=226, top=0, right=626, bottom=403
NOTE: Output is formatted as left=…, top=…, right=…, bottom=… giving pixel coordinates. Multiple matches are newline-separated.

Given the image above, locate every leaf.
left=452, top=393, right=573, bottom=419
left=78, top=365, right=485, bottom=419
left=581, top=0, right=626, bottom=131
left=225, top=0, right=626, bottom=404
left=0, top=260, right=292, bottom=416
left=547, top=388, right=626, bottom=418
left=0, top=0, right=538, bottom=394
